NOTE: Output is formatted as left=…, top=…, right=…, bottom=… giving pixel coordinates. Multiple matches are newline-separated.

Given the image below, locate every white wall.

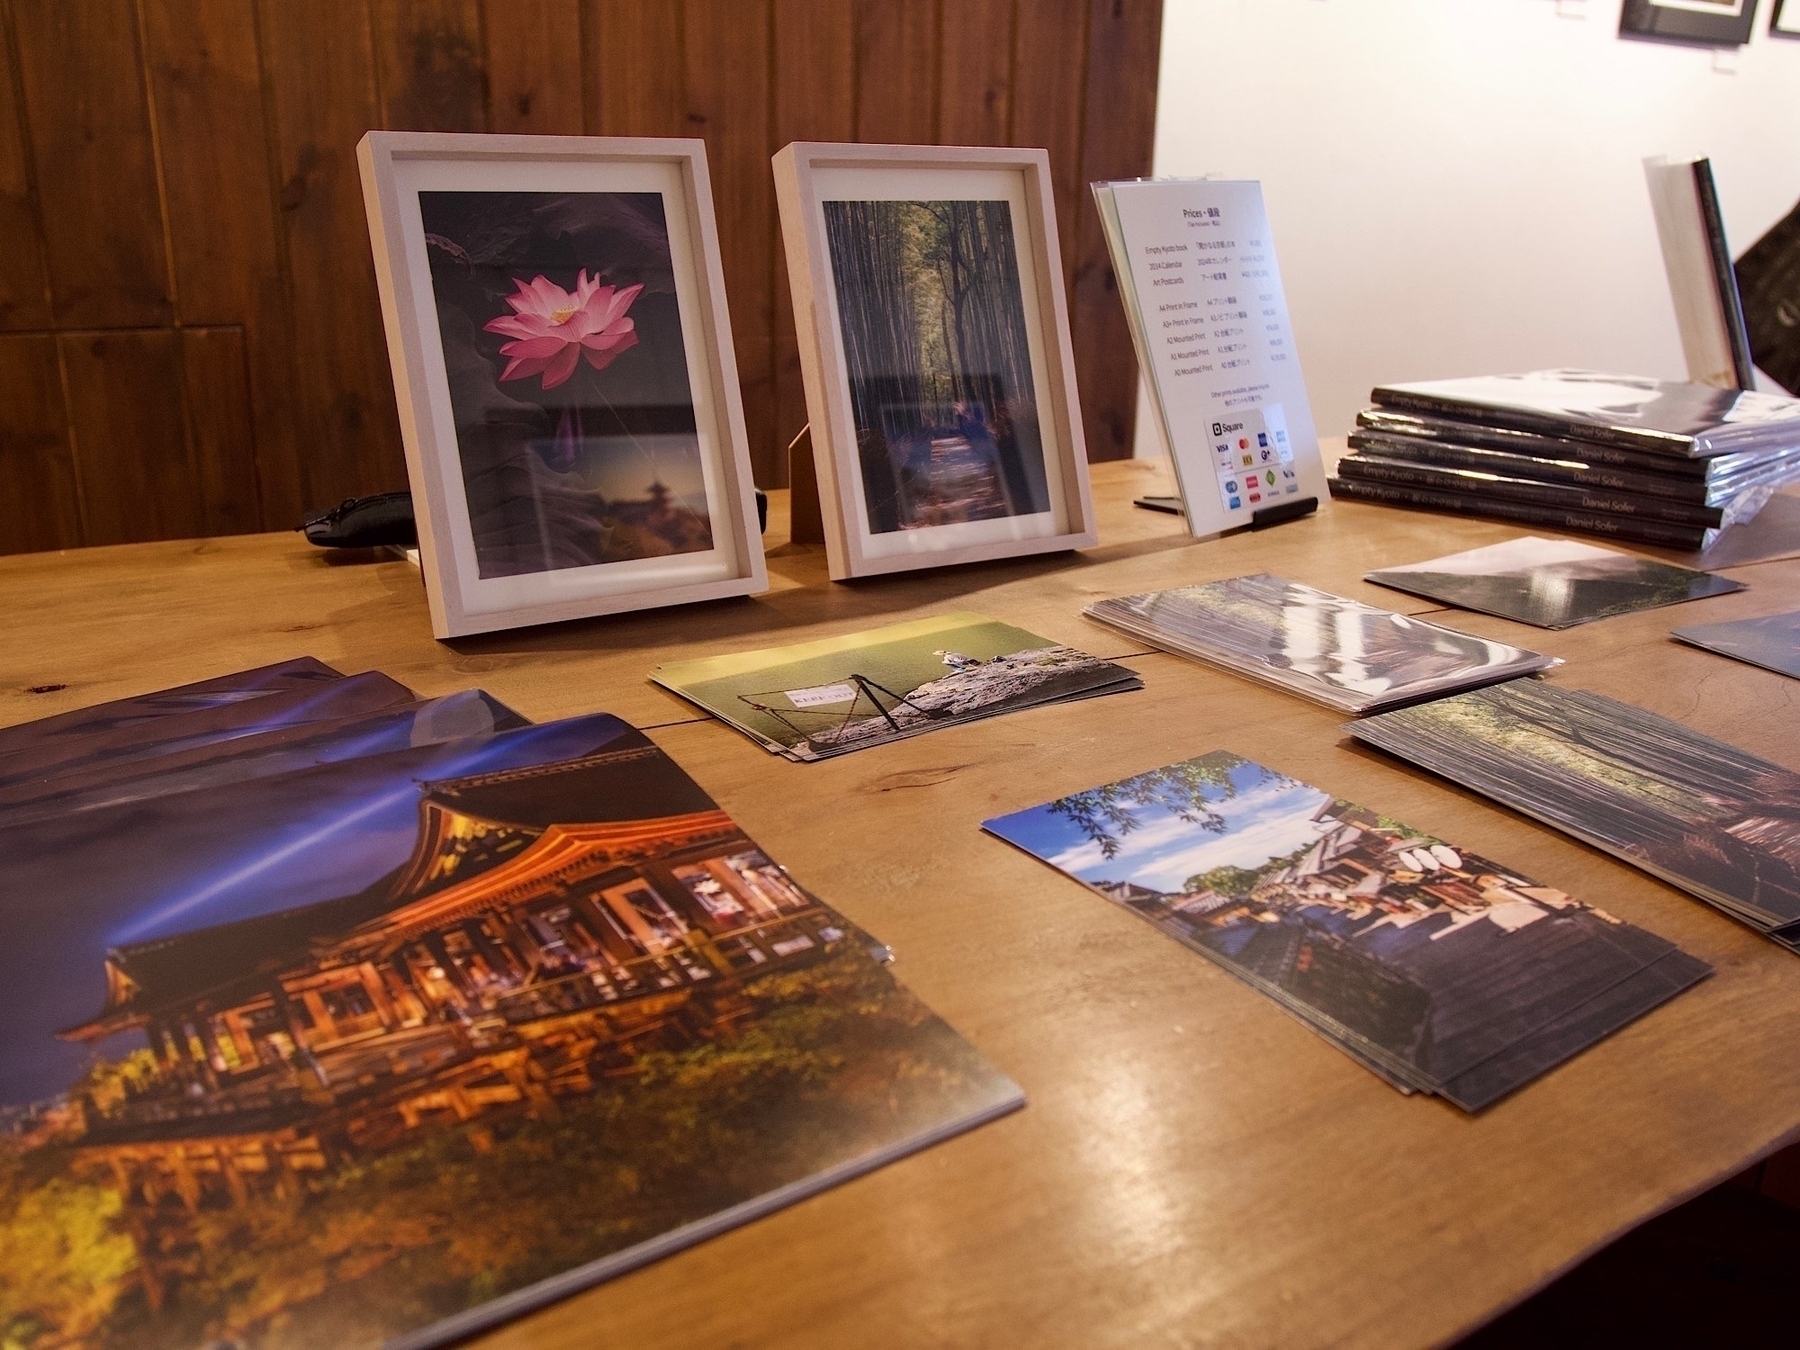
left=1138, top=0, right=1800, bottom=453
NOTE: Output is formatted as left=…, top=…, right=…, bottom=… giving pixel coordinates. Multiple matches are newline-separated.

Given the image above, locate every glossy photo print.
left=420, top=190, right=714, bottom=579
left=1083, top=574, right=1555, bottom=714
left=653, top=612, right=1141, bottom=761
left=1352, top=681, right=1800, bottom=947
left=1365, top=537, right=1743, bottom=629
left=823, top=199, right=1051, bottom=534
left=984, top=752, right=1708, bottom=1110
left=1672, top=608, right=1800, bottom=679
left=0, top=711, right=1021, bottom=1349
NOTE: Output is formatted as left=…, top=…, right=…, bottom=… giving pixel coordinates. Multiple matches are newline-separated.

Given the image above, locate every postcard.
left=653, top=612, right=1141, bottom=760
left=0, top=711, right=1021, bottom=1348
left=1351, top=680, right=1800, bottom=943
left=983, top=751, right=1707, bottom=1110
left=1365, top=536, right=1743, bottom=629
left=1083, top=574, right=1555, bottom=714
left=1672, top=608, right=1800, bottom=680
left=0, top=657, right=343, bottom=762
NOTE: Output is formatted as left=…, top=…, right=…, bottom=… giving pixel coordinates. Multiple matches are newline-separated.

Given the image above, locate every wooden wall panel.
left=1071, top=0, right=1163, bottom=462
left=0, top=19, right=47, bottom=330
left=853, top=0, right=939, bottom=145
left=0, top=0, right=1161, bottom=555
left=59, top=331, right=200, bottom=546
left=771, top=0, right=853, bottom=451
left=588, top=0, right=684, bottom=138
left=939, top=0, right=1013, bottom=149
left=180, top=327, right=262, bottom=537
left=10, top=0, right=172, bottom=328
left=0, top=335, right=79, bottom=550
left=259, top=0, right=406, bottom=506
left=140, top=0, right=298, bottom=530
left=484, top=0, right=585, bottom=135
left=1011, top=0, right=1091, bottom=288
left=684, top=0, right=774, bottom=478
left=372, top=0, right=488, bottom=132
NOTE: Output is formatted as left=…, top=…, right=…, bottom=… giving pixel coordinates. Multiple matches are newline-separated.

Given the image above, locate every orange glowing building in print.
left=57, top=745, right=845, bottom=1292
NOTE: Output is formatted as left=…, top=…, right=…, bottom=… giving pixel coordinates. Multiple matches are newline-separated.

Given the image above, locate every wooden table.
left=5, top=459, right=1799, bottom=1350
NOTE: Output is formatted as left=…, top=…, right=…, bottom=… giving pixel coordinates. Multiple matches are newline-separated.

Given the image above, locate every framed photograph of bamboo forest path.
left=359, top=133, right=767, bottom=638
left=773, top=144, right=1097, bottom=580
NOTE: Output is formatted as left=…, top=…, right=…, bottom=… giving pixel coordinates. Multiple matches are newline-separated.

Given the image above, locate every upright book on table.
left=1084, top=574, right=1556, bottom=714
left=1643, top=155, right=1755, bottom=391
left=1092, top=178, right=1326, bottom=535
left=0, top=697, right=1022, bottom=1348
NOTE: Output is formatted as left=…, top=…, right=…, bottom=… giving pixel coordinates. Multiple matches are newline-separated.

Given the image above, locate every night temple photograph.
left=0, top=711, right=1018, bottom=1349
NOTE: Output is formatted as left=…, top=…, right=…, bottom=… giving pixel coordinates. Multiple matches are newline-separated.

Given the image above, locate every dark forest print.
left=824, top=199, right=1051, bottom=534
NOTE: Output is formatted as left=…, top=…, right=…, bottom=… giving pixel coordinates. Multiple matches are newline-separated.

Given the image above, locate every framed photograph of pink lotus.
left=773, top=143, right=1096, bottom=581
left=359, top=133, right=766, bottom=638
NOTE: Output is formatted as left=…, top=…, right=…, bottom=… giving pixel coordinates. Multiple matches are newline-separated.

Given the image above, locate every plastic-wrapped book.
left=1083, top=573, right=1556, bottom=715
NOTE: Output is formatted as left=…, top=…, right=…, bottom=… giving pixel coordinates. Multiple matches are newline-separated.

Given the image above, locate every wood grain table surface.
left=4, top=456, right=1799, bottom=1350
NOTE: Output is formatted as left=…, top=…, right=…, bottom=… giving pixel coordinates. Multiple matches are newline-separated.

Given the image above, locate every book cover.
left=1364, top=536, right=1743, bottom=629
left=0, top=711, right=1022, bottom=1348
left=1356, top=407, right=1713, bottom=479
left=1369, top=370, right=1800, bottom=459
left=1350, top=681, right=1800, bottom=945
left=1083, top=574, right=1555, bottom=715
left=1643, top=155, right=1755, bottom=391
left=1337, top=452, right=1731, bottom=530
left=1326, top=475, right=1718, bottom=552
left=983, top=751, right=1709, bottom=1111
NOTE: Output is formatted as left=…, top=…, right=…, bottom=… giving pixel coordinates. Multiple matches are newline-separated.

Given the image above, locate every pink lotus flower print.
left=483, top=271, right=643, bottom=390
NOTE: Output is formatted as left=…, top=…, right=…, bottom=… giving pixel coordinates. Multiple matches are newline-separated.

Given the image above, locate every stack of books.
left=1329, top=369, right=1800, bottom=551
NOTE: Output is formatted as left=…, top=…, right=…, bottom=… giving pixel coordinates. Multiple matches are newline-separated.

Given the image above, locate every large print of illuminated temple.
left=56, top=744, right=843, bottom=1206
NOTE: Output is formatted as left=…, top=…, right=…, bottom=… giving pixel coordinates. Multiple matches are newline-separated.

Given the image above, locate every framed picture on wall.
left=358, top=132, right=766, bottom=639
left=772, top=143, right=1096, bottom=581
left=1619, top=0, right=1760, bottom=45
left=1773, top=0, right=1800, bottom=36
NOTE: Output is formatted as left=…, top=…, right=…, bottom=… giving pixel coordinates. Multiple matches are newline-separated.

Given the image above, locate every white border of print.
left=772, top=142, right=1097, bottom=582
left=358, top=132, right=766, bottom=639
left=1773, top=0, right=1800, bottom=36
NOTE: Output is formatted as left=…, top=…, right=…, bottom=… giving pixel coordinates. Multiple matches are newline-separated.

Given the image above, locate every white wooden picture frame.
left=773, top=143, right=1096, bottom=581
left=359, top=132, right=766, bottom=639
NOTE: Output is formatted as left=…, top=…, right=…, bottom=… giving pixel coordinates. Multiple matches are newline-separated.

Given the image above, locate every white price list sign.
left=1096, top=178, right=1325, bottom=539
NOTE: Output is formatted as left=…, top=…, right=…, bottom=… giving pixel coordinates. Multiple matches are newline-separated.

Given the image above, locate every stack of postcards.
left=1082, top=573, right=1555, bottom=715
left=985, top=750, right=1711, bottom=1112
left=653, top=612, right=1142, bottom=761
left=1352, top=680, right=1800, bottom=953
left=1329, top=369, right=1800, bottom=551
